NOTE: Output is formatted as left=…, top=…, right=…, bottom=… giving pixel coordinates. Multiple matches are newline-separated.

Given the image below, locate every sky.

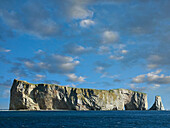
left=0, top=0, right=170, bottom=110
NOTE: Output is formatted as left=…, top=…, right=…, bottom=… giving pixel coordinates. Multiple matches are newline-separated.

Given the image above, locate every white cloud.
left=35, top=74, right=46, bottom=78
left=24, top=61, right=34, bottom=68
left=152, top=69, right=162, bottom=74
left=147, top=64, right=158, bottom=69
left=95, top=61, right=117, bottom=79
left=129, top=83, right=160, bottom=92
left=80, top=19, right=95, bottom=27
left=94, top=61, right=112, bottom=76
left=132, top=74, right=145, bottom=83
left=153, top=84, right=160, bottom=88
left=129, top=84, right=147, bottom=92
left=43, top=80, right=60, bottom=85
left=0, top=47, right=11, bottom=52
left=98, top=46, right=110, bottom=54
left=95, top=66, right=105, bottom=73
left=132, top=69, right=170, bottom=85
left=148, top=55, right=162, bottom=62
left=10, top=63, right=28, bottom=78
left=95, top=64, right=117, bottom=79
left=102, top=31, right=119, bottom=44
left=65, top=44, right=93, bottom=55
left=1, top=10, right=60, bottom=39
left=34, top=74, right=46, bottom=81
left=64, top=83, right=77, bottom=88
left=100, top=72, right=118, bottom=79
left=21, top=53, right=80, bottom=74
left=113, top=44, right=126, bottom=49
left=66, top=73, right=86, bottom=82
left=70, top=5, right=93, bottom=19
left=147, top=54, right=170, bottom=69
left=35, top=49, right=44, bottom=54
left=121, top=50, right=128, bottom=54
left=109, top=55, right=124, bottom=60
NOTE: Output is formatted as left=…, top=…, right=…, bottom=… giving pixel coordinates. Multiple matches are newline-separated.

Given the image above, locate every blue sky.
left=0, top=0, right=170, bottom=109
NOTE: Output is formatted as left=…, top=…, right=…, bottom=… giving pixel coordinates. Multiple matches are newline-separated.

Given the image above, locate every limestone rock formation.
left=149, top=96, right=165, bottom=110
left=10, top=79, right=148, bottom=110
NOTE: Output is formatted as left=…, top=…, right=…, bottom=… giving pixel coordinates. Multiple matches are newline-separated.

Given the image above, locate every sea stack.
left=149, top=96, right=165, bottom=110
left=9, top=79, right=148, bottom=110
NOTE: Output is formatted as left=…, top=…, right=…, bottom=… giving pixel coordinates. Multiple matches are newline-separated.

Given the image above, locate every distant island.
left=9, top=79, right=164, bottom=111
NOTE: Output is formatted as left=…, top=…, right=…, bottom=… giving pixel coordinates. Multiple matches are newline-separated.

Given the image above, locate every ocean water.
left=0, top=111, right=170, bottom=128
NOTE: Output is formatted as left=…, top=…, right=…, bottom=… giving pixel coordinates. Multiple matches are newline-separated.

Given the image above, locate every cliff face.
left=149, top=96, right=165, bottom=110
left=10, top=79, right=148, bottom=110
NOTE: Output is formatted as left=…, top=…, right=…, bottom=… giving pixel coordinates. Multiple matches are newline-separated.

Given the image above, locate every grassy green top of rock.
left=13, top=79, right=146, bottom=94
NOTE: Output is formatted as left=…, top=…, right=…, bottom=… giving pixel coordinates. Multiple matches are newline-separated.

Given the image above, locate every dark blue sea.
left=0, top=111, right=170, bottom=128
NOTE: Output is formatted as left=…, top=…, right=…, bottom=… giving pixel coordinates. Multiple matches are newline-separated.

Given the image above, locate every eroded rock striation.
left=149, top=96, right=165, bottom=110
left=10, top=79, right=148, bottom=110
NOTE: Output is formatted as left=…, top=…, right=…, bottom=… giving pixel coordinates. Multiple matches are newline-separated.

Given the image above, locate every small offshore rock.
left=149, top=96, right=165, bottom=110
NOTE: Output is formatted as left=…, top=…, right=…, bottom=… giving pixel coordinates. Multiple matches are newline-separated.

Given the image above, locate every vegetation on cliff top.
left=14, top=79, right=146, bottom=94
